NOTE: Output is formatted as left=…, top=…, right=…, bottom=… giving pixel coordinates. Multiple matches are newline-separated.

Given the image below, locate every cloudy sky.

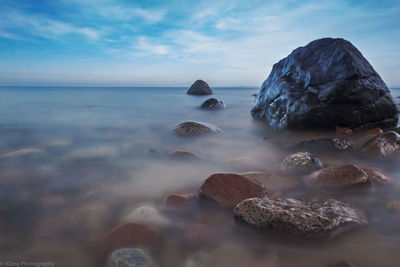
left=0, top=0, right=399, bottom=87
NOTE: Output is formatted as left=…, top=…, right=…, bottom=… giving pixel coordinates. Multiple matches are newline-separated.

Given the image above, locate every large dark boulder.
left=187, top=80, right=213, bottom=95
left=251, top=38, right=398, bottom=130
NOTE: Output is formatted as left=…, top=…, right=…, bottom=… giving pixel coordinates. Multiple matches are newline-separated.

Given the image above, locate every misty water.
left=0, top=86, right=399, bottom=267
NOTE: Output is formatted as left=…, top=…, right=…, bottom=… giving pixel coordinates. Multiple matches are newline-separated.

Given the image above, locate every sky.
left=0, top=0, right=399, bottom=87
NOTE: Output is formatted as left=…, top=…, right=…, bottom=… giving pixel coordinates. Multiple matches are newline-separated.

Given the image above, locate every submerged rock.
left=161, top=194, right=196, bottom=212
left=199, top=173, right=265, bottom=208
left=200, top=98, right=225, bottom=110
left=174, top=121, right=221, bottom=136
left=168, top=151, right=201, bottom=160
left=251, top=38, right=398, bottom=130
left=187, top=80, right=213, bottom=95
left=107, top=248, right=157, bottom=267
left=290, top=137, right=353, bottom=153
left=280, top=152, right=323, bottom=174
left=386, top=202, right=400, bottom=215
left=305, top=165, right=372, bottom=191
left=360, top=131, right=400, bottom=158
left=123, top=206, right=171, bottom=228
left=234, top=197, right=366, bottom=238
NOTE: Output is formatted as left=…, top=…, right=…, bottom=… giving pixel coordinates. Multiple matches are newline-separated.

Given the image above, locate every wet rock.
left=174, top=121, right=221, bottom=136
left=161, top=194, right=196, bottom=212
left=123, top=206, right=171, bottom=228
left=386, top=202, right=400, bottom=215
left=168, top=151, right=201, bottom=160
left=200, top=98, right=225, bottom=110
left=291, top=137, right=353, bottom=153
left=251, top=38, right=398, bottom=130
left=365, top=127, right=383, bottom=135
left=234, top=197, right=366, bottom=238
left=336, top=127, right=352, bottom=136
left=280, top=152, right=323, bottom=174
left=385, top=126, right=400, bottom=134
left=360, top=131, right=400, bottom=158
left=361, top=167, right=390, bottom=185
left=102, top=223, right=161, bottom=255
left=305, top=164, right=372, bottom=191
left=199, top=173, right=265, bottom=208
left=187, top=80, right=213, bottom=95
left=107, top=248, right=157, bottom=267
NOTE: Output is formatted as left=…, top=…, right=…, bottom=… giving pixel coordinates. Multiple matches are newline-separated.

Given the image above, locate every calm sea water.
left=0, top=86, right=399, bottom=267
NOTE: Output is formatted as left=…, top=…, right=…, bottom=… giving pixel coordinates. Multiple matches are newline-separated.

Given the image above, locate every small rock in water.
left=182, top=251, right=214, bottom=267
left=123, top=206, right=171, bottom=228
left=365, top=127, right=383, bottom=135
left=102, top=223, right=161, bottom=255
left=200, top=98, right=225, bottom=110
left=386, top=202, right=400, bottom=215
left=161, top=194, right=196, bottom=212
left=280, top=152, right=323, bottom=174
left=174, top=121, right=221, bottom=136
left=234, top=197, right=366, bottom=238
left=305, top=164, right=372, bottom=191
left=107, top=248, right=157, bottom=267
left=336, top=127, right=352, bottom=136
left=199, top=173, right=265, bottom=208
left=361, top=167, right=391, bottom=185
left=290, top=137, right=353, bottom=153
left=187, top=80, right=213, bottom=95
left=360, top=131, right=400, bottom=158
left=168, top=151, right=201, bottom=160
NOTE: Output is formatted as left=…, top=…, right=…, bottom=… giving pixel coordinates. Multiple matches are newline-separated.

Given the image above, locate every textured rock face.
left=305, top=165, right=372, bottom=191
left=291, top=137, right=353, bottom=153
left=200, top=98, right=225, bottom=110
left=174, top=121, right=221, bottom=136
left=107, top=248, right=157, bottom=267
left=251, top=38, right=398, bottom=130
left=234, top=197, right=366, bottom=238
left=360, top=131, right=400, bottom=158
left=280, top=152, right=323, bottom=174
left=199, top=173, right=265, bottom=208
left=187, top=80, right=213, bottom=95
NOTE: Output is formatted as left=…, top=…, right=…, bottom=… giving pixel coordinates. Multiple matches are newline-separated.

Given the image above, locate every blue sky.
left=0, top=0, right=399, bottom=87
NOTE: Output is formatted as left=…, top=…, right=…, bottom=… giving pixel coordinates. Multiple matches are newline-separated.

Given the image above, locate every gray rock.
left=280, top=152, right=323, bottom=174
left=290, top=137, right=353, bottom=153
left=187, top=80, right=213, bottom=95
left=174, top=121, right=221, bottom=136
left=200, top=98, right=224, bottom=110
left=234, top=197, right=366, bottom=238
left=251, top=38, right=398, bottom=130
left=107, top=248, right=157, bottom=267
left=360, top=131, right=400, bottom=157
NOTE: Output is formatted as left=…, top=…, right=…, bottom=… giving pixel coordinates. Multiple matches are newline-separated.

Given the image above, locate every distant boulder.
left=251, top=38, right=398, bottom=130
left=187, top=80, right=213, bottom=95
left=174, top=121, right=221, bottom=136
left=200, top=98, right=224, bottom=110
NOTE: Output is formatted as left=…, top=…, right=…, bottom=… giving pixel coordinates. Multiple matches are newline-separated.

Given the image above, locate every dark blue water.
left=0, top=86, right=399, bottom=267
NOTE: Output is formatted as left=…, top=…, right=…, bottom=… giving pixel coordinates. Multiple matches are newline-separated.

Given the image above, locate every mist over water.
left=0, top=86, right=399, bottom=267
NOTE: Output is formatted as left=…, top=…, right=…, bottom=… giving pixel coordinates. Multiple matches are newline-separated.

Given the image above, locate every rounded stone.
left=123, top=206, right=171, bottom=228
left=174, top=121, right=221, bottom=136
left=280, top=152, right=323, bottom=174
left=107, top=248, right=157, bottom=267
left=360, top=131, right=400, bottom=158
left=187, top=80, right=213, bottom=95
left=200, top=98, right=225, bottom=110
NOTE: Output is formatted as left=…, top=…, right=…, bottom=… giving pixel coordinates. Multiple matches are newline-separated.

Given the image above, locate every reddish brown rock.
left=199, top=173, right=265, bottom=208
left=101, top=223, right=161, bottom=256
left=168, top=151, right=201, bottom=160
left=305, top=164, right=372, bottom=191
left=360, top=131, right=400, bottom=158
left=336, top=127, right=352, bottom=136
left=161, top=194, right=196, bottom=212
left=365, top=127, right=383, bottom=135
left=361, top=167, right=391, bottom=185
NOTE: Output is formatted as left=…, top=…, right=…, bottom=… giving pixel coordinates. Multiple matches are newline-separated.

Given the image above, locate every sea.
left=0, top=86, right=399, bottom=267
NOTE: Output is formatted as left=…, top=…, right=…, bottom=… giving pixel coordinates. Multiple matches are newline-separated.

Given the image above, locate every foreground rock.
left=174, top=121, right=221, bottom=136
left=360, top=131, right=400, bottom=158
left=123, top=206, right=171, bottom=228
left=234, top=197, right=366, bottom=238
left=305, top=165, right=371, bottom=191
left=187, top=80, right=213, bottom=95
left=290, top=137, right=353, bottom=153
left=200, top=98, right=225, bottom=110
left=199, top=173, right=265, bottom=208
left=251, top=38, right=398, bottom=130
left=107, top=248, right=157, bottom=267
left=280, top=152, right=323, bottom=174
